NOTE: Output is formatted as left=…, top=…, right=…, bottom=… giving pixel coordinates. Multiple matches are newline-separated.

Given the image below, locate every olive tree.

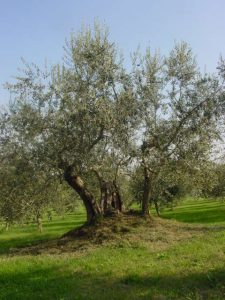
left=132, top=43, right=224, bottom=216
left=3, top=23, right=225, bottom=225
left=5, top=23, right=135, bottom=223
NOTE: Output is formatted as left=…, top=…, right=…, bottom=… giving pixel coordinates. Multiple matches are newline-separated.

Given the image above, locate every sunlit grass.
left=160, top=198, right=225, bottom=224
left=0, top=212, right=85, bottom=254
left=0, top=198, right=224, bottom=299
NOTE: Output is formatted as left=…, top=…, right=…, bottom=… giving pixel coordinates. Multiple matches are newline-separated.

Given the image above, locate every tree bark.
left=142, top=167, right=151, bottom=217
left=101, top=180, right=123, bottom=214
left=64, top=167, right=101, bottom=224
left=113, top=180, right=123, bottom=212
left=91, top=168, right=123, bottom=214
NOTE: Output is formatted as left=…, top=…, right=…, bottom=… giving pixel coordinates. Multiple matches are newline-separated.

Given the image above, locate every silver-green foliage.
left=1, top=23, right=225, bottom=221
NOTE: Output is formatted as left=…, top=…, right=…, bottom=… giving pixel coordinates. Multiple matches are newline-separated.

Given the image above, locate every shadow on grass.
left=0, top=263, right=224, bottom=300
left=119, top=269, right=225, bottom=299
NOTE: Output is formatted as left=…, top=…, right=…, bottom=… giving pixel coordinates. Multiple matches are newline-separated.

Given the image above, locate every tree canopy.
left=1, top=23, right=225, bottom=225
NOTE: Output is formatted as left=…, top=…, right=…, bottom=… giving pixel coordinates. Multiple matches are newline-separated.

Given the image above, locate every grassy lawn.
left=0, top=199, right=225, bottom=300
left=160, top=198, right=225, bottom=224
left=0, top=212, right=85, bottom=254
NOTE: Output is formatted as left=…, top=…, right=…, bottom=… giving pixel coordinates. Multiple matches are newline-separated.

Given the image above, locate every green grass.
left=0, top=199, right=225, bottom=300
left=0, top=212, right=85, bottom=254
left=160, top=198, right=225, bottom=224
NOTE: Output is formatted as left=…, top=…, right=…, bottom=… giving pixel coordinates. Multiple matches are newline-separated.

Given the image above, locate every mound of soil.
left=8, top=212, right=214, bottom=256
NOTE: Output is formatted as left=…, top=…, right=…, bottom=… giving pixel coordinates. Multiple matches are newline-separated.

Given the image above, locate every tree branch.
left=163, top=88, right=221, bottom=151
left=88, top=125, right=104, bottom=152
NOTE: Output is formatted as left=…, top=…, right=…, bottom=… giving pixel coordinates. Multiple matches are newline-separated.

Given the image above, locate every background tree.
left=131, top=42, right=224, bottom=216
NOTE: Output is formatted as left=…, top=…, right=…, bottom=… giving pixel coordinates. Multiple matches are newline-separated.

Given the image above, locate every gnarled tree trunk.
left=92, top=168, right=123, bottom=215
left=101, top=180, right=123, bottom=214
left=64, top=167, right=101, bottom=224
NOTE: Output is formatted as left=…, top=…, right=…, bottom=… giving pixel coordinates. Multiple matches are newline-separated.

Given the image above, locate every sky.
left=0, top=0, right=225, bottom=105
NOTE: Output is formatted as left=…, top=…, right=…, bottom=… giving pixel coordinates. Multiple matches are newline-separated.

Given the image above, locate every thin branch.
left=163, top=87, right=221, bottom=151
